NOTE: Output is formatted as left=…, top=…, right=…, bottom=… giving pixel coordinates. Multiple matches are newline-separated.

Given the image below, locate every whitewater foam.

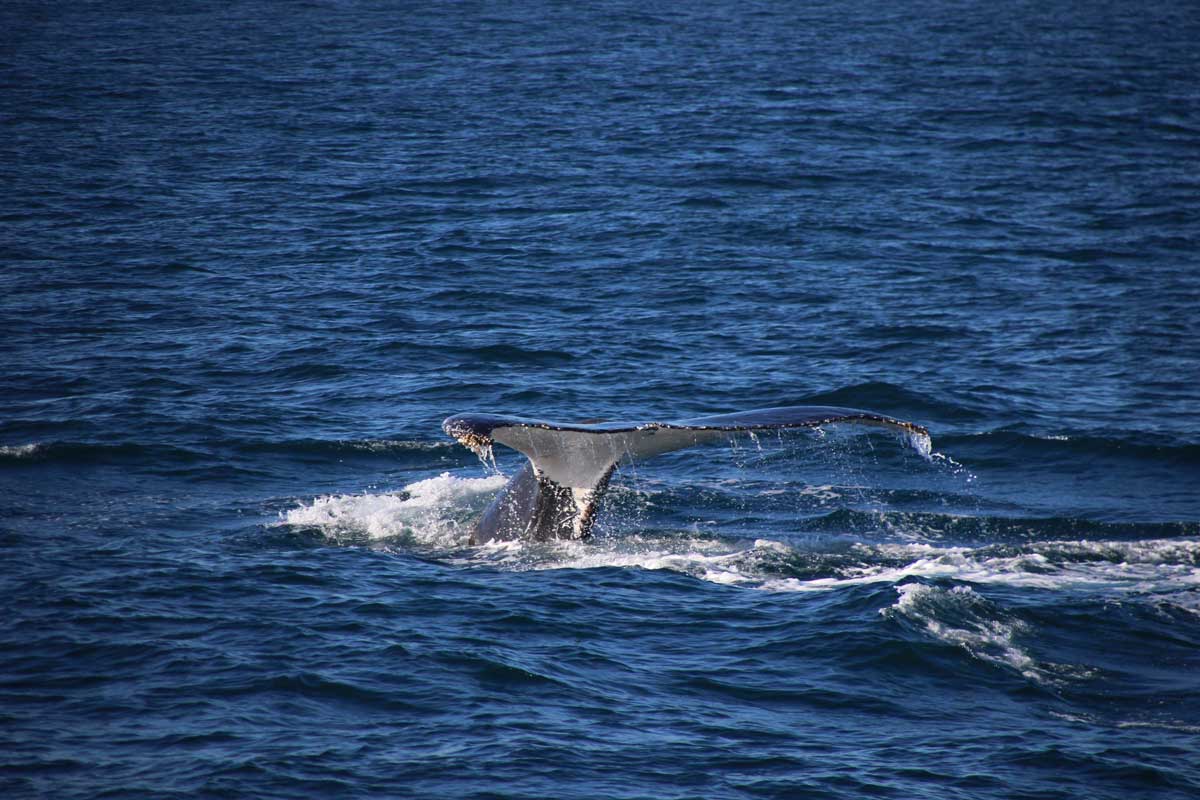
left=884, top=583, right=1046, bottom=680
left=0, top=442, right=42, bottom=458
left=280, top=472, right=507, bottom=547
left=1050, top=711, right=1200, bottom=735
left=339, top=438, right=450, bottom=454
left=761, top=538, right=1200, bottom=597
left=280, top=473, right=1199, bottom=609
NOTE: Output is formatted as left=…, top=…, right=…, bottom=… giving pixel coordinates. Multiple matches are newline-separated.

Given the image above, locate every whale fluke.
left=442, top=406, right=930, bottom=545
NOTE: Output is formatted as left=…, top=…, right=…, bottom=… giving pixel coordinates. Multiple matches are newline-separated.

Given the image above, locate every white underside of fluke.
left=491, top=425, right=725, bottom=491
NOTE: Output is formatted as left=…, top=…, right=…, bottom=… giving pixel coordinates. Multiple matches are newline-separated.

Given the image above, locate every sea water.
left=2, top=1, right=1199, bottom=797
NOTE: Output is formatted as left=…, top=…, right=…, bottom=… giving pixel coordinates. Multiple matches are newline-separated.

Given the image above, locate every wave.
left=939, top=429, right=1200, bottom=465
left=793, top=385, right=1200, bottom=460
left=0, top=437, right=456, bottom=465
left=234, top=438, right=455, bottom=458
left=798, top=381, right=989, bottom=422
left=882, top=583, right=1050, bottom=682
left=274, top=475, right=1200, bottom=606
left=0, top=440, right=209, bottom=464
left=0, top=443, right=43, bottom=459
left=275, top=475, right=1200, bottom=688
left=451, top=344, right=577, bottom=366
left=794, top=508, right=1199, bottom=543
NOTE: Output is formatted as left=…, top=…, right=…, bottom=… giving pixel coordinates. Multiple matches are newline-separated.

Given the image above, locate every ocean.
left=2, top=1, right=1199, bottom=797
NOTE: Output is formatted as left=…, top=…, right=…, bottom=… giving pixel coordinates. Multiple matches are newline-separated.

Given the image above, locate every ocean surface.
left=3, top=1, right=1199, bottom=797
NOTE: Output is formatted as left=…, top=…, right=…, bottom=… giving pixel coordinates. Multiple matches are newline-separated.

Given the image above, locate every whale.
left=442, top=405, right=931, bottom=545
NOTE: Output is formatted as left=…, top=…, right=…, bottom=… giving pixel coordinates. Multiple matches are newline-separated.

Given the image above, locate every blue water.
left=3, top=1, right=1200, bottom=797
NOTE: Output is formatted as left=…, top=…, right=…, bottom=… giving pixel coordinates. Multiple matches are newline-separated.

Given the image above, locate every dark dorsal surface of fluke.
left=442, top=405, right=931, bottom=545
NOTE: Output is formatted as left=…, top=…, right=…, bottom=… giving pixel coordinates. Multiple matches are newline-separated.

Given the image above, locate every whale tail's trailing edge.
left=442, top=406, right=931, bottom=545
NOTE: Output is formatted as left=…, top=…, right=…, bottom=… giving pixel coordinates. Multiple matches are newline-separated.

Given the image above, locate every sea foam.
left=281, top=472, right=508, bottom=547
left=281, top=473, right=1199, bottom=612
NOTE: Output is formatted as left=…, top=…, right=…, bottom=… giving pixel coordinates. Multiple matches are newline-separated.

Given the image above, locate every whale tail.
left=442, top=406, right=931, bottom=544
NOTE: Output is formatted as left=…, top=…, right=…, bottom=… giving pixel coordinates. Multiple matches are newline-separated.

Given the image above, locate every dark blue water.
left=3, top=1, right=1200, bottom=797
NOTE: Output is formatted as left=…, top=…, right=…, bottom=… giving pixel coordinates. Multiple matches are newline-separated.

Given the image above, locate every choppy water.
left=3, top=1, right=1200, bottom=798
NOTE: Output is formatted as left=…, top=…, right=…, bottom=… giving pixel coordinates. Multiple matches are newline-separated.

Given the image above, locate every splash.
left=930, top=449, right=974, bottom=482
left=448, top=428, right=499, bottom=473
left=473, top=440, right=499, bottom=473
left=906, top=429, right=933, bottom=460
left=279, top=472, right=507, bottom=546
left=280, top=469, right=1199, bottom=607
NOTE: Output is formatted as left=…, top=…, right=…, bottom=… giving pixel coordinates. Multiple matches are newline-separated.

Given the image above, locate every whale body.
left=442, top=405, right=931, bottom=545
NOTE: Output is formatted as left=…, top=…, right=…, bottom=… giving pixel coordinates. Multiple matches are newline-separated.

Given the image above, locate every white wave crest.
left=0, top=442, right=43, bottom=458
left=1051, top=710, right=1200, bottom=734
left=464, top=535, right=795, bottom=588
left=766, top=538, right=1200, bottom=596
left=884, top=583, right=1047, bottom=681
